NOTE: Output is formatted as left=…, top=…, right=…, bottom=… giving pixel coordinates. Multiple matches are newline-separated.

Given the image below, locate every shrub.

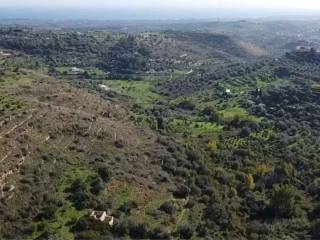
left=159, top=201, right=176, bottom=215
left=173, top=184, right=190, bottom=199
left=177, top=225, right=194, bottom=239
left=74, top=230, right=101, bottom=240
left=114, top=139, right=125, bottom=148
left=244, top=174, right=255, bottom=191
left=186, top=148, right=201, bottom=162
left=254, top=164, right=273, bottom=179
left=239, top=127, right=251, bottom=137
left=66, top=179, right=94, bottom=210
left=71, top=217, right=92, bottom=232
left=269, top=185, right=297, bottom=218
left=90, top=176, right=104, bottom=195
left=207, top=140, right=218, bottom=152
left=310, top=204, right=320, bottom=220
left=129, top=222, right=150, bottom=239
left=274, top=66, right=290, bottom=78
left=112, top=220, right=130, bottom=236
left=196, top=224, right=207, bottom=237
left=311, top=219, right=320, bottom=238
left=274, top=163, right=294, bottom=178
left=36, top=201, right=57, bottom=220
left=201, top=106, right=220, bottom=122
left=177, top=100, right=195, bottom=110
left=150, top=227, right=171, bottom=240
left=67, top=179, right=86, bottom=193
left=118, top=201, right=138, bottom=215
left=98, top=167, right=112, bottom=182
left=204, top=203, right=230, bottom=228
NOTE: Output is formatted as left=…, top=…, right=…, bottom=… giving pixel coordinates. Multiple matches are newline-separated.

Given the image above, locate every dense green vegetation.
left=1, top=20, right=320, bottom=240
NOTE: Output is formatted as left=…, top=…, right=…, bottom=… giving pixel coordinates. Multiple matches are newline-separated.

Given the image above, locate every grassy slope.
left=104, top=79, right=161, bottom=106
left=0, top=67, right=179, bottom=239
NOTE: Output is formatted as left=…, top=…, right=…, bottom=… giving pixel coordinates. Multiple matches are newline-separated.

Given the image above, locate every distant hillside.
left=164, top=31, right=267, bottom=59
left=0, top=28, right=267, bottom=76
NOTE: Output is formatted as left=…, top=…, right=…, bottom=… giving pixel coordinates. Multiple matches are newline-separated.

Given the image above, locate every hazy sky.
left=1, top=0, right=320, bottom=9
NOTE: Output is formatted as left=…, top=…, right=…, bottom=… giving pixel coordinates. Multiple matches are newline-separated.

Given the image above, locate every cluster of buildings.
left=295, top=46, right=320, bottom=53
left=0, top=50, right=12, bottom=57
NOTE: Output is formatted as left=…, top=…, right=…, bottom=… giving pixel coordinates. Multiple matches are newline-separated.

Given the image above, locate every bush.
left=274, top=163, right=294, bottom=178
left=244, top=174, right=255, bottom=191
left=129, top=222, right=150, bottom=239
left=74, top=230, right=101, bottom=240
left=159, top=201, right=176, bottom=215
left=201, top=106, right=220, bottom=122
left=150, top=227, right=171, bottom=240
left=68, top=192, right=91, bottom=210
left=36, top=201, right=57, bottom=220
left=66, top=179, right=95, bottom=210
left=196, top=224, right=207, bottom=237
left=67, top=179, right=86, bottom=193
left=311, top=219, right=320, bottom=238
left=310, top=204, right=320, bottom=220
left=114, top=139, right=125, bottom=148
left=112, top=220, right=130, bottom=236
left=173, top=185, right=190, bottom=199
left=204, top=203, right=230, bottom=229
left=98, top=167, right=112, bottom=182
left=269, top=185, right=297, bottom=218
left=177, top=225, right=194, bottom=239
left=90, top=176, right=104, bottom=195
left=177, top=100, right=195, bottom=110
left=239, top=127, right=251, bottom=137
left=118, top=201, right=138, bottom=215
left=186, top=148, right=201, bottom=162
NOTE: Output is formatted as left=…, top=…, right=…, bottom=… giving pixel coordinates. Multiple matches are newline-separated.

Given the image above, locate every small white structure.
left=70, top=67, right=84, bottom=75
left=108, top=216, right=114, bottom=226
left=186, top=69, right=193, bottom=75
left=99, top=84, right=111, bottom=92
left=90, top=211, right=107, bottom=222
left=226, top=89, right=231, bottom=94
left=295, top=46, right=311, bottom=53
left=0, top=51, right=11, bottom=57
left=90, top=211, right=115, bottom=226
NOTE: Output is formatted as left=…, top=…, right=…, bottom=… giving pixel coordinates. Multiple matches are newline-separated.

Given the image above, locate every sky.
left=1, top=0, right=320, bottom=20
left=1, top=0, right=320, bottom=10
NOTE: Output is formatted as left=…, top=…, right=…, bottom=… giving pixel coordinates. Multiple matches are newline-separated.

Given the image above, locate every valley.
left=0, top=19, right=320, bottom=239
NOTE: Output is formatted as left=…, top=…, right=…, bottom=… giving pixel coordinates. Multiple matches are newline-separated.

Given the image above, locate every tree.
left=173, top=185, right=190, bottom=199
left=274, top=67, right=290, bottom=78
left=90, top=176, right=104, bottom=195
left=239, top=127, right=251, bottom=137
left=67, top=179, right=86, bottom=193
left=204, top=203, right=230, bottom=229
left=48, top=65, right=55, bottom=75
left=269, top=185, right=296, bottom=218
left=244, top=174, right=255, bottom=191
left=311, top=220, right=320, bottom=238
left=177, top=100, right=195, bottom=111
left=98, top=167, right=112, bottom=182
left=83, top=71, right=90, bottom=78
left=66, top=179, right=92, bottom=210
left=177, top=225, right=194, bottom=239
left=159, top=201, right=176, bottom=215
left=201, top=106, right=220, bottom=122
left=150, top=227, right=170, bottom=240
left=129, top=222, right=150, bottom=239
left=119, top=201, right=138, bottom=215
